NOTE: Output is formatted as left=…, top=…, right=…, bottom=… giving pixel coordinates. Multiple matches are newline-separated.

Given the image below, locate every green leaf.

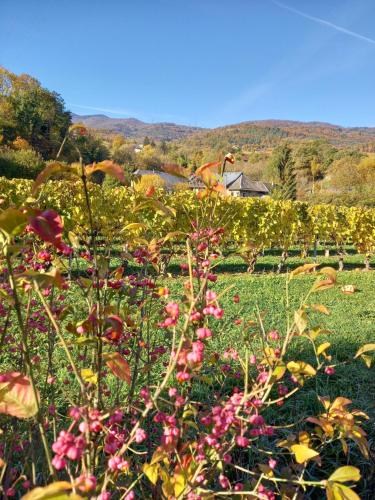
left=271, top=364, right=286, bottom=382
left=0, top=208, right=27, bottom=237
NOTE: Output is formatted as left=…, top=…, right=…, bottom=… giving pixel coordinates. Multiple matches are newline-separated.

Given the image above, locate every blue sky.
left=1, top=0, right=375, bottom=128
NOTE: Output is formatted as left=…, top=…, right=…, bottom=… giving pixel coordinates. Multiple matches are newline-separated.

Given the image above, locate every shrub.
left=0, top=146, right=44, bottom=179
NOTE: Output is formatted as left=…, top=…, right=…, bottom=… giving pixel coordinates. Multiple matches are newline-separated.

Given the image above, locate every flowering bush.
left=0, top=133, right=373, bottom=498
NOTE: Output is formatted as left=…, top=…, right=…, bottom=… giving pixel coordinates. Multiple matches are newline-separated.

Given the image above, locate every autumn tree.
left=0, top=66, right=71, bottom=158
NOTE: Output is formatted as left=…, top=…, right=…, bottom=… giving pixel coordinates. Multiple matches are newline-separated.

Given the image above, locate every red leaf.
left=0, top=372, right=38, bottom=418
left=104, top=315, right=123, bottom=342
left=85, top=160, right=125, bottom=184
left=105, top=352, right=131, bottom=384
left=27, top=209, right=71, bottom=253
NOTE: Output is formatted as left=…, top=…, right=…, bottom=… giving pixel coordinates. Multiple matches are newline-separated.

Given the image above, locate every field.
left=1, top=171, right=375, bottom=498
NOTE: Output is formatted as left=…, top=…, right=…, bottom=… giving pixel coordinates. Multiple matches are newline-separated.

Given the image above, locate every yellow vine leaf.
left=290, top=444, right=319, bottom=464
left=328, top=466, right=361, bottom=483
left=143, top=463, right=159, bottom=485
left=326, top=482, right=360, bottom=500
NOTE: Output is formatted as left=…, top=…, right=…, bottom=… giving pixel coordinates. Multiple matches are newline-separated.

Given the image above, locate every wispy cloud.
left=68, top=102, right=192, bottom=124
left=272, top=0, right=375, bottom=46
left=67, top=103, right=135, bottom=116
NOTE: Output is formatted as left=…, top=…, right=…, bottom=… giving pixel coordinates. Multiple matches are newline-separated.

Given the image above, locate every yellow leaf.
left=290, top=263, right=319, bottom=277
left=329, top=466, right=361, bottom=483
left=317, top=342, right=331, bottom=356
left=294, top=309, right=308, bottom=334
left=326, top=482, right=360, bottom=500
left=173, top=471, right=187, bottom=497
left=311, top=304, right=330, bottom=315
left=290, top=444, right=319, bottom=464
left=320, top=267, right=337, bottom=283
left=80, top=368, right=98, bottom=385
left=271, top=364, right=286, bottom=381
left=355, top=344, right=375, bottom=358
left=360, top=354, right=372, bottom=368
left=22, top=481, right=78, bottom=500
left=143, top=463, right=159, bottom=485
left=287, top=361, right=316, bottom=377
left=122, top=223, right=146, bottom=233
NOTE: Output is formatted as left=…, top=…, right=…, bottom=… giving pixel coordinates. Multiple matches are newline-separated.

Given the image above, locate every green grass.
left=167, top=270, right=375, bottom=418
left=167, top=269, right=375, bottom=495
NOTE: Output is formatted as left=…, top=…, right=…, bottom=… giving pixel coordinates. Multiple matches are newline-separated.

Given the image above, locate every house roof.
left=223, top=172, right=270, bottom=193
left=134, top=169, right=271, bottom=194
left=133, top=169, right=185, bottom=188
left=189, top=172, right=270, bottom=193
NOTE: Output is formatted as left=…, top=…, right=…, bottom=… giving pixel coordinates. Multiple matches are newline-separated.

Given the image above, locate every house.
left=133, top=169, right=271, bottom=197
left=189, top=171, right=271, bottom=197
left=133, top=169, right=185, bottom=190
left=134, top=144, right=144, bottom=153
left=221, top=172, right=271, bottom=197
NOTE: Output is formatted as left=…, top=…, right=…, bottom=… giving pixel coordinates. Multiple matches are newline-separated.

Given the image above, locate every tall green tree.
left=268, top=143, right=297, bottom=200
left=0, top=66, right=71, bottom=158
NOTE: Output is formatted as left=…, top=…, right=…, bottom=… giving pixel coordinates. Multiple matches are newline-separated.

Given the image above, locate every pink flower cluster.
left=51, top=431, right=86, bottom=469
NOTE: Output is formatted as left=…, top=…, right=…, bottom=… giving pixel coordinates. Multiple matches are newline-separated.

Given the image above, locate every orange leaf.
left=105, top=352, right=131, bottom=384
left=195, top=161, right=220, bottom=176
left=32, top=162, right=75, bottom=194
left=0, top=372, right=38, bottom=418
left=224, top=153, right=235, bottom=164
left=162, top=164, right=191, bottom=179
left=85, top=160, right=125, bottom=184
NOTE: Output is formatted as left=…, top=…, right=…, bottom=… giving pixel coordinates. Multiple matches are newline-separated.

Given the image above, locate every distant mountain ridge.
left=72, top=113, right=375, bottom=148
left=177, top=119, right=375, bottom=152
left=71, top=113, right=203, bottom=141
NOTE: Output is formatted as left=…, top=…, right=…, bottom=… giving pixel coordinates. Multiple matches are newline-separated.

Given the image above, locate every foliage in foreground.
left=0, top=135, right=374, bottom=499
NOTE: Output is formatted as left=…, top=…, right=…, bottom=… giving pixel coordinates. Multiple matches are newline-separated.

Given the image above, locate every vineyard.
left=1, top=176, right=375, bottom=274
left=0, top=151, right=375, bottom=499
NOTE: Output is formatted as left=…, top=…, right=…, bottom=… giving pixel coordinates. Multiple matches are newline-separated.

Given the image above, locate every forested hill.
left=71, top=113, right=203, bottom=141
left=73, top=113, right=375, bottom=151
left=177, top=120, right=375, bottom=153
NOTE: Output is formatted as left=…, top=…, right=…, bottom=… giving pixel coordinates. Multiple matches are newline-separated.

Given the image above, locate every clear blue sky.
left=1, top=0, right=375, bottom=128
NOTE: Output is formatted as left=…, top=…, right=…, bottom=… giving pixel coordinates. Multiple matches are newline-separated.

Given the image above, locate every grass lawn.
left=169, top=268, right=374, bottom=451
left=167, top=269, right=375, bottom=417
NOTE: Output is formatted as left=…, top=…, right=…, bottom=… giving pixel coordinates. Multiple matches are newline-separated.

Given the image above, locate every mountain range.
left=71, top=113, right=202, bottom=141
left=72, top=114, right=375, bottom=149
